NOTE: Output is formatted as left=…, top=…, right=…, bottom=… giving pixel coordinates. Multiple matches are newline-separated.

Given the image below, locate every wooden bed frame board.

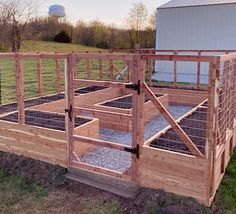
left=0, top=114, right=99, bottom=167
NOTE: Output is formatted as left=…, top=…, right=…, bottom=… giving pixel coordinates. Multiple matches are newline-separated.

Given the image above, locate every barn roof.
left=159, top=0, right=236, bottom=9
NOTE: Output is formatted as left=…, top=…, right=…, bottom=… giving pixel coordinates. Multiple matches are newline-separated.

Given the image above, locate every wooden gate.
left=64, top=53, right=144, bottom=184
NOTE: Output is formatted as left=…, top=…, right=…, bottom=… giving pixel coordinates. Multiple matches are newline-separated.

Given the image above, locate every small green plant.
left=54, top=31, right=72, bottom=43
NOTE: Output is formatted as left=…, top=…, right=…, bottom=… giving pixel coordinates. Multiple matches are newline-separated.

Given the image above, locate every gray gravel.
left=81, top=105, right=193, bottom=172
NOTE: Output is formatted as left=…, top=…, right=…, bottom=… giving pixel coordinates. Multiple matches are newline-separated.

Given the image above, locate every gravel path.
left=81, top=105, right=193, bottom=172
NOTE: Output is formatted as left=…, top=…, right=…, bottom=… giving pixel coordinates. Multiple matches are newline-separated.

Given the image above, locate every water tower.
left=48, top=5, right=66, bottom=22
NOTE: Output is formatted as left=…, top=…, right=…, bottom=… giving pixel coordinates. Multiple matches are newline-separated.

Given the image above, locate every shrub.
left=53, top=30, right=72, bottom=43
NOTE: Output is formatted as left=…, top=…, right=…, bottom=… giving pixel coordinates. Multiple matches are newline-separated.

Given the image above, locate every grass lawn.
left=0, top=40, right=128, bottom=104
left=20, top=40, right=101, bottom=53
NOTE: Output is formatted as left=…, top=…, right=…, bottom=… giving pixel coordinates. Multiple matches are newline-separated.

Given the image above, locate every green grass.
left=0, top=41, right=129, bottom=104
left=20, top=40, right=101, bottom=52
left=214, top=150, right=236, bottom=213
left=0, top=170, right=47, bottom=213
left=0, top=169, right=123, bottom=214
left=1, top=150, right=236, bottom=213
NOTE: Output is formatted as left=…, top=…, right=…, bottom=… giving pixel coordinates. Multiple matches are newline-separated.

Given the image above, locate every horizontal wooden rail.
left=74, top=107, right=132, bottom=118
left=143, top=82, right=204, bottom=158
left=74, top=53, right=134, bottom=61
left=141, top=54, right=214, bottom=62
left=73, top=135, right=133, bottom=152
left=73, top=79, right=129, bottom=89
left=219, top=54, right=236, bottom=62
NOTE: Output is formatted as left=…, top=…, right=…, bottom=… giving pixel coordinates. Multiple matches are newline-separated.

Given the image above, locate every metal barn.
left=154, top=0, right=236, bottom=84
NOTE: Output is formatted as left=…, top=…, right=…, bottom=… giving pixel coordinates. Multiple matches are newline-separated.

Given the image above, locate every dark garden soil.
left=0, top=110, right=91, bottom=131
left=151, top=107, right=207, bottom=155
left=102, top=94, right=162, bottom=109
left=74, top=86, right=107, bottom=94
left=0, top=86, right=107, bottom=115
left=0, top=93, right=65, bottom=114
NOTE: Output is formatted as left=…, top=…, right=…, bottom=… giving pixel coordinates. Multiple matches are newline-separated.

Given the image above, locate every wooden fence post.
left=15, top=54, right=25, bottom=125
left=37, top=56, right=43, bottom=97
left=65, top=54, right=75, bottom=167
left=132, top=54, right=145, bottom=183
left=206, top=57, right=220, bottom=200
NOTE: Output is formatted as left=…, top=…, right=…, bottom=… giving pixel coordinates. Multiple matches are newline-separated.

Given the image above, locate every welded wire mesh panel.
left=150, top=51, right=210, bottom=88
left=147, top=89, right=208, bottom=156
left=216, top=60, right=236, bottom=145
left=75, top=56, right=131, bottom=83
left=147, top=57, right=210, bottom=157
left=42, top=58, right=57, bottom=96
left=0, top=57, right=17, bottom=114
left=23, top=58, right=38, bottom=100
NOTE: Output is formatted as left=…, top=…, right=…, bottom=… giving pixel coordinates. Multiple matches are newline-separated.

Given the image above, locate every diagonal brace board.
left=143, top=82, right=204, bottom=158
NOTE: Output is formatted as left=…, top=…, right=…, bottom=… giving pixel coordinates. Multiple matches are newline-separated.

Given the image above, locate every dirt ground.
left=0, top=151, right=216, bottom=214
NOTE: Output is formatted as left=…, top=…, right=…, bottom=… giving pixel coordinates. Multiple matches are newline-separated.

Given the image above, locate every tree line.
left=0, top=1, right=156, bottom=52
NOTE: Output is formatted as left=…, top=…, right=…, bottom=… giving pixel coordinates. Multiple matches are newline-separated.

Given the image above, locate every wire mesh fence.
left=0, top=51, right=235, bottom=172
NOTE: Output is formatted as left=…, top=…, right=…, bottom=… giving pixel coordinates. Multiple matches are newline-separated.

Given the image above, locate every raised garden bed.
left=150, top=107, right=207, bottom=155
left=0, top=110, right=91, bottom=131
left=75, top=86, right=107, bottom=94
left=0, top=93, right=65, bottom=115
left=101, top=94, right=162, bottom=109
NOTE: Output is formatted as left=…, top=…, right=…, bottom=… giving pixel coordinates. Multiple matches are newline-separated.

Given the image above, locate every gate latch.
left=124, top=144, right=140, bottom=159
left=65, top=105, right=73, bottom=122
left=125, top=80, right=141, bottom=95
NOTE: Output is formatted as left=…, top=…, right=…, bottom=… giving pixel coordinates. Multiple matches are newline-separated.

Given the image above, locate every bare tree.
left=126, top=2, right=148, bottom=48
left=0, top=0, right=39, bottom=51
left=149, top=9, right=157, bottom=31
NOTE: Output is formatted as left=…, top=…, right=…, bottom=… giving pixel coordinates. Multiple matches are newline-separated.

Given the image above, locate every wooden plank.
left=0, top=127, right=66, bottom=150
left=143, top=83, right=204, bottom=158
left=0, top=140, right=67, bottom=167
left=66, top=167, right=138, bottom=198
left=15, top=54, right=25, bottom=125
left=73, top=79, right=128, bottom=89
left=132, top=55, right=145, bottom=183
left=0, top=136, right=66, bottom=160
left=74, top=53, right=134, bottom=61
left=65, top=54, right=75, bottom=166
left=0, top=120, right=66, bottom=140
left=73, top=135, right=130, bottom=151
left=37, top=57, right=43, bottom=96
left=141, top=54, right=214, bottom=63
left=206, top=57, right=220, bottom=200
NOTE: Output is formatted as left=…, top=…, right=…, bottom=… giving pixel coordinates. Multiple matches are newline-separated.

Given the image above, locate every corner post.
left=206, top=56, right=220, bottom=202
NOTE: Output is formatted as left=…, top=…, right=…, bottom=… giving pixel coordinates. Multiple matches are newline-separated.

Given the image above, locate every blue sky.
left=39, top=0, right=169, bottom=27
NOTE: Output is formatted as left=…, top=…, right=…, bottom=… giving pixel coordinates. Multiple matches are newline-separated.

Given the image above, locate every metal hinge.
left=124, top=144, right=140, bottom=159
left=125, top=80, right=141, bottom=95
left=65, top=105, right=73, bottom=122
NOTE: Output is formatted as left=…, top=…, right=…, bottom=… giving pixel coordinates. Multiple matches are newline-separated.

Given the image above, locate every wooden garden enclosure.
left=0, top=50, right=235, bottom=206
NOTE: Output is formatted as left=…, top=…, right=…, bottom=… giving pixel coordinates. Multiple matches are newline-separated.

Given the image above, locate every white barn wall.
left=154, top=4, right=236, bottom=84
